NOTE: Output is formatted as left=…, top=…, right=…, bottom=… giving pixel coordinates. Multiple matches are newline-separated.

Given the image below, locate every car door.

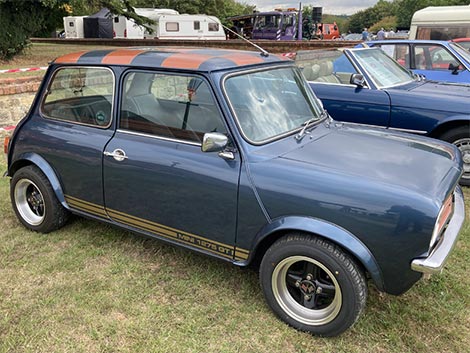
left=103, top=70, right=241, bottom=260
left=304, top=51, right=391, bottom=128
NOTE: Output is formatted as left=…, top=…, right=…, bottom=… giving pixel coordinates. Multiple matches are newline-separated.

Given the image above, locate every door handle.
left=104, top=149, right=128, bottom=162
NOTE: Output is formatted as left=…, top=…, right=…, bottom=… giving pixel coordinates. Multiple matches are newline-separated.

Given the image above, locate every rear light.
left=430, top=193, right=454, bottom=251
left=124, top=29, right=127, bottom=38
left=113, top=30, right=116, bottom=37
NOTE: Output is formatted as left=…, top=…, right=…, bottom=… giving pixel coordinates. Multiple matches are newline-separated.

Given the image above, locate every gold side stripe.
left=107, top=210, right=177, bottom=238
left=235, top=247, right=249, bottom=254
left=107, top=206, right=235, bottom=249
left=64, top=195, right=250, bottom=261
left=67, top=202, right=106, bottom=217
left=235, top=251, right=249, bottom=260
left=65, top=194, right=105, bottom=209
left=65, top=197, right=107, bottom=217
left=113, top=215, right=234, bottom=260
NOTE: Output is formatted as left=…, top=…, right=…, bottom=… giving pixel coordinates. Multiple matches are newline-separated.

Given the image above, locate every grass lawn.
left=0, top=157, right=469, bottom=353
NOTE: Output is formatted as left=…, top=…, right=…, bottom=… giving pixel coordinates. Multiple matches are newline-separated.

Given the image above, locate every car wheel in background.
left=440, top=127, right=470, bottom=186
left=260, top=233, right=367, bottom=337
left=10, top=165, right=69, bottom=233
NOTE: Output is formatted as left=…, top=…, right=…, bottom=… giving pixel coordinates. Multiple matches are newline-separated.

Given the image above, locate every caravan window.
left=69, top=22, right=74, bottom=27
left=166, top=22, right=179, bottom=32
left=417, top=26, right=470, bottom=40
left=209, top=23, right=219, bottom=32
left=194, top=21, right=200, bottom=30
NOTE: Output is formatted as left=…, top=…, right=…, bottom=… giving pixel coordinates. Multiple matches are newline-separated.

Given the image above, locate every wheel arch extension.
left=428, top=116, right=470, bottom=139
left=8, top=153, right=69, bottom=210
left=247, top=216, right=385, bottom=292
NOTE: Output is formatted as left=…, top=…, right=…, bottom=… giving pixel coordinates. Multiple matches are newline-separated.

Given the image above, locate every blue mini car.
left=4, top=47, right=465, bottom=337
left=296, top=47, right=470, bottom=185
left=360, top=39, right=470, bottom=83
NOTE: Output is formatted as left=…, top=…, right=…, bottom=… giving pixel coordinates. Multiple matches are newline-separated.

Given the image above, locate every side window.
left=380, top=44, right=410, bottom=68
left=120, top=72, right=227, bottom=143
left=415, top=45, right=461, bottom=70
left=208, top=22, right=219, bottom=32
left=166, top=22, right=179, bottom=32
left=41, top=67, right=114, bottom=127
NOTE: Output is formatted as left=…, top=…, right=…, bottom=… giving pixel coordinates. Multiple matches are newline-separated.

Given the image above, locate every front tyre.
left=440, top=127, right=470, bottom=186
left=10, top=165, right=69, bottom=233
left=260, top=233, right=367, bottom=337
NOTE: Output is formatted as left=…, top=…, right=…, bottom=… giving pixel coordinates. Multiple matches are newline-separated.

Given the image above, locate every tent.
left=84, top=8, right=113, bottom=38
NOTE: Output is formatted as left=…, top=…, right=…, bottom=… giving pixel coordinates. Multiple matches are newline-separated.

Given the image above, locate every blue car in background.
left=296, top=47, right=470, bottom=185
left=360, top=40, right=470, bottom=83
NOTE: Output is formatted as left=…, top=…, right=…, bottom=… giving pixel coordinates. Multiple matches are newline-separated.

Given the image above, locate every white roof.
left=412, top=5, right=470, bottom=23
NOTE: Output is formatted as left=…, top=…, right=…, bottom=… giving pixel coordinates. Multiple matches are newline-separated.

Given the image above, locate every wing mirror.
left=202, top=132, right=228, bottom=152
left=448, top=62, right=460, bottom=75
left=350, top=73, right=365, bottom=87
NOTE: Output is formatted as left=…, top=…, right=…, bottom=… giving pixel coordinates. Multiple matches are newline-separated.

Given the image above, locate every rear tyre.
left=260, top=233, right=367, bottom=337
left=440, top=127, right=470, bottom=186
left=10, top=165, right=69, bottom=233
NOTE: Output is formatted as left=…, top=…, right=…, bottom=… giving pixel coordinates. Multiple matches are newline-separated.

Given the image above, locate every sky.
left=249, top=0, right=379, bottom=16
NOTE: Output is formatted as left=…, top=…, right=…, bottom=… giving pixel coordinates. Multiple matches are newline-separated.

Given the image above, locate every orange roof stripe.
left=161, top=53, right=213, bottom=69
left=222, top=53, right=265, bottom=66
left=54, top=51, right=88, bottom=64
left=101, top=49, right=146, bottom=65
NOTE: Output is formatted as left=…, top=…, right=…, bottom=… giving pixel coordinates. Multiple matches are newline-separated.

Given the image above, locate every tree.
left=0, top=0, right=156, bottom=60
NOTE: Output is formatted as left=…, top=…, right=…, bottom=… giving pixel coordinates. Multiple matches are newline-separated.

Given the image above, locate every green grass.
left=0, top=158, right=469, bottom=353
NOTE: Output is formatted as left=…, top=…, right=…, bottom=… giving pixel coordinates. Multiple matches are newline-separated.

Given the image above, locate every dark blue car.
left=296, top=47, right=470, bottom=185
left=4, top=47, right=465, bottom=337
left=360, top=39, right=470, bottom=83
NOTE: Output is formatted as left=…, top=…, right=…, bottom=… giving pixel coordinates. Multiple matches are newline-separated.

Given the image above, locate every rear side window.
left=41, top=67, right=114, bottom=127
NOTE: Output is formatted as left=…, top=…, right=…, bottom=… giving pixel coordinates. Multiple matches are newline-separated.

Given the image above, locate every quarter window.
left=41, top=67, right=114, bottom=127
left=120, top=72, right=227, bottom=143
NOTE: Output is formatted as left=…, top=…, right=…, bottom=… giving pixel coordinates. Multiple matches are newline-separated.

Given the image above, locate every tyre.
left=260, top=233, right=367, bottom=337
left=10, top=165, right=69, bottom=233
left=440, top=127, right=470, bottom=186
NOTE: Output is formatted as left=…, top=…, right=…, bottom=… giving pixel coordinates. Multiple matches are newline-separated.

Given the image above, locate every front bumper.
left=411, top=186, right=465, bottom=274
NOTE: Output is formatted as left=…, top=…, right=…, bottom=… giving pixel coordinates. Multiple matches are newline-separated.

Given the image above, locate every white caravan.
left=113, top=8, right=180, bottom=39
left=63, top=16, right=86, bottom=38
left=144, top=14, right=226, bottom=40
left=409, top=5, right=470, bottom=40
left=113, top=16, right=145, bottom=38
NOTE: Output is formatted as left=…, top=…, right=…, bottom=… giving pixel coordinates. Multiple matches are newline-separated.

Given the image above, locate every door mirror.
left=448, top=62, right=460, bottom=75
left=201, top=132, right=228, bottom=152
left=350, top=73, right=365, bottom=87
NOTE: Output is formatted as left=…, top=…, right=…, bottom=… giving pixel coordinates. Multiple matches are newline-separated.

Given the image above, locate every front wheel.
left=260, top=233, right=367, bottom=337
left=440, top=127, right=470, bottom=186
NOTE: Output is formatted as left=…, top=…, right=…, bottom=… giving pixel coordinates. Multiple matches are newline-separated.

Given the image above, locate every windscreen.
left=224, top=67, right=324, bottom=144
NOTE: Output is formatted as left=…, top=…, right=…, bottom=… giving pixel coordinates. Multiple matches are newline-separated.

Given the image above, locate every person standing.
left=362, top=28, right=369, bottom=41
left=377, top=28, right=385, bottom=40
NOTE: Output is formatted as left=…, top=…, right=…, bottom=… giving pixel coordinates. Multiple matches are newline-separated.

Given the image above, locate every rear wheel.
left=440, top=127, right=470, bottom=186
left=10, top=165, right=69, bottom=233
left=260, top=233, right=367, bottom=337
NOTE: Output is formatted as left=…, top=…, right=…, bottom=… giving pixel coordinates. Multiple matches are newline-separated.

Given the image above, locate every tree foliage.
left=348, top=0, right=470, bottom=33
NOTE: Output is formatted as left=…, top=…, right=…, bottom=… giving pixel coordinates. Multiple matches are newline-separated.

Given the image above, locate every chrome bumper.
left=411, top=187, right=465, bottom=274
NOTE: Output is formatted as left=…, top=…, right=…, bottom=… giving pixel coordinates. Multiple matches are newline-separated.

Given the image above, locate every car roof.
left=365, top=39, right=451, bottom=45
left=53, top=47, right=290, bottom=72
